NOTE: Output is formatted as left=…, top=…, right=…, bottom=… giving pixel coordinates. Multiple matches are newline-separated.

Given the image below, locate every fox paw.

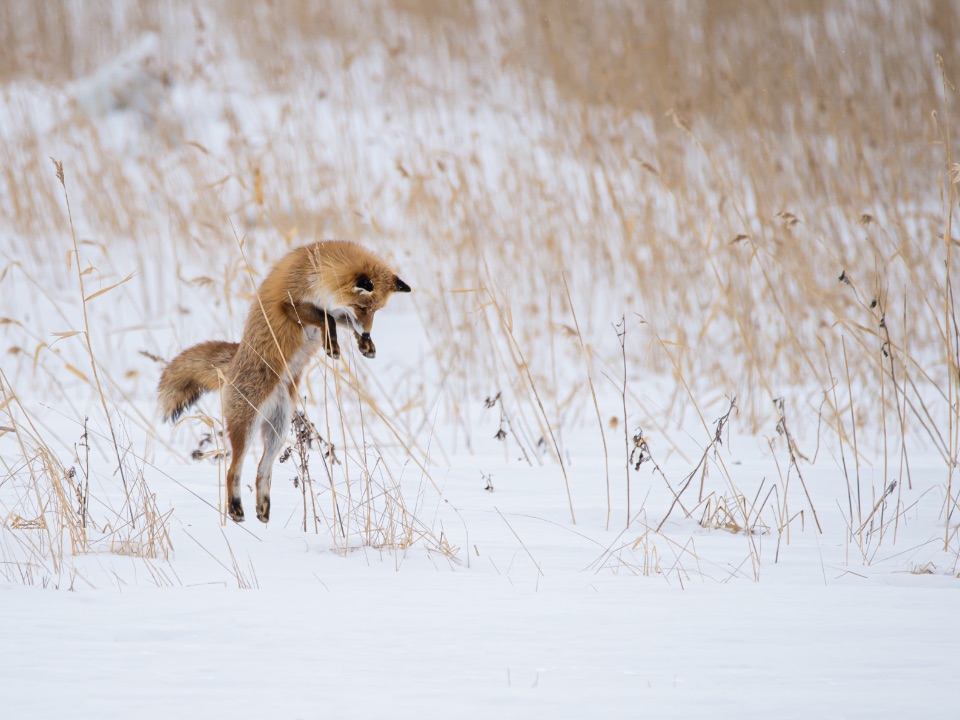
left=256, top=496, right=270, bottom=524
left=228, top=497, right=245, bottom=522
left=356, top=332, right=376, bottom=359
left=326, top=338, right=341, bottom=360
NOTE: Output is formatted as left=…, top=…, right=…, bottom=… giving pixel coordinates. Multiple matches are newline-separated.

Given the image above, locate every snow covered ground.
left=2, top=340, right=956, bottom=718
left=1, top=443, right=956, bottom=719
left=1, top=3, right=958, bottom=718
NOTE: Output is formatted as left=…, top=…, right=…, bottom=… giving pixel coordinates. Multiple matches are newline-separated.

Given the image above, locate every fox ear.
left=394, top=276, right=411, bottom=293
left=355, top=274, right=374, bottom=294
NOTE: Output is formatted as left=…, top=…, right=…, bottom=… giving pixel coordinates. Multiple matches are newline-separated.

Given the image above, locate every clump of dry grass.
left=0, top=367, right=173, bottom=587
left=284, top=362, right=461, bottom=564
left=0, top=157, right=174, bottom=588
left=0, top=369, right=88, bottom=585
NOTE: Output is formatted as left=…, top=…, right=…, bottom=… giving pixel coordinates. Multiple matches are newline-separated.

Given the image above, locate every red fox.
left=158, top=241, right=411, bottom=523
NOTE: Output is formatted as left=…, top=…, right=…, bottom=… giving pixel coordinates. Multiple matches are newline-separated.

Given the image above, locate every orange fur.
left=157, top=241, right=411, bottom=523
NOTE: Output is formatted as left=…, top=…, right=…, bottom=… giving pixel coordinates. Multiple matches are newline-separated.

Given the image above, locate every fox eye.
left=355, top=275, right=374, bottom=294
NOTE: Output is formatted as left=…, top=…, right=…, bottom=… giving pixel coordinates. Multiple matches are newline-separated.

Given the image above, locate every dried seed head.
left=773, top=211, right=800, bottom=229
left=50, top=157, right=64, bottom=185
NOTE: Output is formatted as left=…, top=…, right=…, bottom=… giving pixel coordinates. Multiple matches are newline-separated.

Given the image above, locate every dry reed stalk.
left=937, top=53, right=959, bottom=550
left=561, top=273, right=610, bottom=528
left=613, top=317, right=630, bottom=528
left=773, top=398, right=823, bottom=535
left=841, top=337, right=863, bottom=536
left=481, top=281, right=576, bottom=524
left=52, top=158, right=135, bottom=521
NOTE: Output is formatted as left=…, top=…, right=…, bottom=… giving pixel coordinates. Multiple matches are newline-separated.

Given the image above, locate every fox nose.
left=361, top=332, right=371, bottom=340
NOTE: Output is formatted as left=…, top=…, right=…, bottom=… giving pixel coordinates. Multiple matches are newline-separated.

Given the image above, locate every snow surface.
left=3, top=454, right=957, bottom=720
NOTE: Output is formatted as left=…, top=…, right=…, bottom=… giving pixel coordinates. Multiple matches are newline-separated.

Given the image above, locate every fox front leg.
left=285, top=301, right=340, bottom=359
left=355, top=331, right=375, bottom=358
left=321, top=321, right=341, bottom=360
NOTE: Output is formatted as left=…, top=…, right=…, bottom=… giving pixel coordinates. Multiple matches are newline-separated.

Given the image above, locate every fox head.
left=306, top=241, right=411, bottom=338
left=346, top=270, right=411, bottom=336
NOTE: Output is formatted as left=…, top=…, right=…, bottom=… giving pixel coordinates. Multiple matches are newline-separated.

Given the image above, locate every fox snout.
left=348, top=306, right=374, bottom=336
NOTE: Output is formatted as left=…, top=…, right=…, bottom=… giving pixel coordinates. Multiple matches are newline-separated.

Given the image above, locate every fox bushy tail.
left=158, top=340, right=239, bottom=422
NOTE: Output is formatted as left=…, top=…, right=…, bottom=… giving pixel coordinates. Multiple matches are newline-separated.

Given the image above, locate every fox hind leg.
left=255, top=387, right=292, bottom=523
left=225, top=419, right=249, bottom=522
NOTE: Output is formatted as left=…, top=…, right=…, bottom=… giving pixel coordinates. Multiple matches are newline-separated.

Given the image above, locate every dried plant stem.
left=879, top=292, right=913, bottom=490
left=79, top=416, right=90, bottom=528
left=484, top=283, right=575, bottom=524
left=823, top=344, right=856, bottom=532
left=50, top=157, right=133, bottom=523
left=615, top=317, right=630, bottom=528
left=562, top=274, right=610, bottom=529
left=841, top=337, right=862, bottom=533
left=773, top=397, right=823, bottom=534
left=353, top=360, right=373, bottom=545
left=938, top=53, right=959, bottom=549
left=495, top=507, right=544, bottom=579
left=319, top=360, right=344, bottom=538
left=656, top=398, right=737, bottom=533
left=334, top=353, right=352, bottom=556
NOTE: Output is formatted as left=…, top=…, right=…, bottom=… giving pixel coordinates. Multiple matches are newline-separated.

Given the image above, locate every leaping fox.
left=157, top=241, right=411, bottom=523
